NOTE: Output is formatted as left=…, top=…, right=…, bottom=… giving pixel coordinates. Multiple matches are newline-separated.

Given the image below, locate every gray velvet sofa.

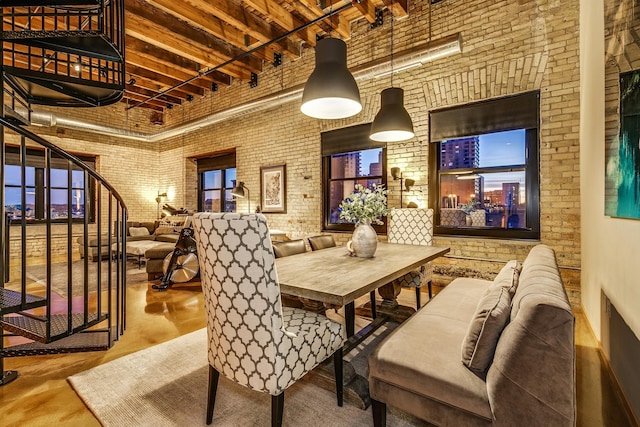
left=368, top=244, right=575, bottom=426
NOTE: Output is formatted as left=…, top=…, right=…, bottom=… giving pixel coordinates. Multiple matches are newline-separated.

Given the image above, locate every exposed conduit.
left=13, top=34, right=461, bottom=143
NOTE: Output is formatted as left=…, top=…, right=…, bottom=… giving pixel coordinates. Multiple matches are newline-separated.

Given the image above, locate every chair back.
left=388, top=208, right=434, bottom=246
left=273, top=239, right=307, bottom=258
left=192, top=212, right=286, bottom=394
left=308, top=235, right=336, bottom=251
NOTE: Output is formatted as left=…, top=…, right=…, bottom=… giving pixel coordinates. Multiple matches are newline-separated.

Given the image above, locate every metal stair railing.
left=1, top=97, right=128, bottom=386
left=1, top=1, right=125, bottom=106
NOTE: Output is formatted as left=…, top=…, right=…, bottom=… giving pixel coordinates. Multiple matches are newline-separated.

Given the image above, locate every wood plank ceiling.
left=122, top=0, right=408, bottom=112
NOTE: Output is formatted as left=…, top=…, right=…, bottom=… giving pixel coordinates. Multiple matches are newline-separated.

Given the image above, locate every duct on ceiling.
left=11, top=34, right=462, bottom=143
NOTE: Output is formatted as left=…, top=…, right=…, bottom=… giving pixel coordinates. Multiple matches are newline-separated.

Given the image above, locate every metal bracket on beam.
left=211, top=82, right=218, bottom=92
left=370, top=8, right=384, bottom=29
left=186, top=94, right=194, bottom=102
left=273, top=52, right=282, bottom=67
left=249, top=73, right=258, bottom=88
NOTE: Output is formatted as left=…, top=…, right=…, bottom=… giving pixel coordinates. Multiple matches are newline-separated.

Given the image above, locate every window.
left=196, top=153, right=236, bottom=212
left=321, top=124, right=387, bottom=232
left=429, top=92, right=540, bottom=239
left=4, top=146, right=96, bottom=223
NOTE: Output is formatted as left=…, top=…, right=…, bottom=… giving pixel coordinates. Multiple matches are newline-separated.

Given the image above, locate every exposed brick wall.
left=9, top=0, right=582, bottom=303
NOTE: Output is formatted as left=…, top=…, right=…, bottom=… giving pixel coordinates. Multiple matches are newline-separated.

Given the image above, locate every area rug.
left=68, top=328, right=426, bottom=427
left=9, top=259, right=149, bottom=298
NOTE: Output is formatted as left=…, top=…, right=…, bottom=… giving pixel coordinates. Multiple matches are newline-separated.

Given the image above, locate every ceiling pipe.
left=11, top=34, right=461, bottom=143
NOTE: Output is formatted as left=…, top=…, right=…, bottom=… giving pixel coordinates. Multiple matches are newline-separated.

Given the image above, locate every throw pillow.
left=154, top=226, right=175, bottom=235
left=129, top=226, right=151, bottom=237
left=489, top=259, right=522, bottom=298
left=461, top=286, right=512, bottom=378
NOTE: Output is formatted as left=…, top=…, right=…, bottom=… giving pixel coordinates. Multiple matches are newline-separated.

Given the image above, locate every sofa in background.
left=77, top=221, right=179, bottom=262
left=368, top=244, right=575, bottom=426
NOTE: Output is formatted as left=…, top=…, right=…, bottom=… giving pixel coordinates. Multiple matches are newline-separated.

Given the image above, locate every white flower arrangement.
left=339, top=184, right=388, bottom=225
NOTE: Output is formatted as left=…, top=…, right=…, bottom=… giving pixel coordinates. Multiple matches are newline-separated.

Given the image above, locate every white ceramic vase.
left=349, top=222, right=378, bottom=258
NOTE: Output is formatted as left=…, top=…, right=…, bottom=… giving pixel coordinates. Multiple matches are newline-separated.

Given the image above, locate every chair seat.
left=281, top=307, right=345, bottom=383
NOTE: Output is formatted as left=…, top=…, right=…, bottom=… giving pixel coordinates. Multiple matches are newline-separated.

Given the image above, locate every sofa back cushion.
left=489, top=259, right=522, bottom=298
left=461, top=286, right=512, bottom=378
left=486, top=244, right=575, bottom=426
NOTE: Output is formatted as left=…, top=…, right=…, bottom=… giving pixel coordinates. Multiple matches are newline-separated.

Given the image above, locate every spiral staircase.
left=1, top=0, right=127, bottom=386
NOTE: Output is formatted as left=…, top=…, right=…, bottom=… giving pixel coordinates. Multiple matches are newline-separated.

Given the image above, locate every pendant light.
left=301, top=7, right=361, bottom=120
left=370, top=5, right=415, bottom=142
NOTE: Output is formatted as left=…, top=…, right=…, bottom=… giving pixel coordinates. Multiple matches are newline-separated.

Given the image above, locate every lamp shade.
left=301, top=38, right=362, bottom=119
left=369, top=87, right=415, bottom=142
left=231, top=182, right=247, bottom=198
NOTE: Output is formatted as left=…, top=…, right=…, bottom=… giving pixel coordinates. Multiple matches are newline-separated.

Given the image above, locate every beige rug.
left=68, top=328, right=425, bottom=427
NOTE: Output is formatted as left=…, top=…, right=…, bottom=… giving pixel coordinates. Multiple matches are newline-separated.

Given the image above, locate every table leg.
left=375, top=281, right=416, bottom=322
left=345, top=302, right=355, bottom=338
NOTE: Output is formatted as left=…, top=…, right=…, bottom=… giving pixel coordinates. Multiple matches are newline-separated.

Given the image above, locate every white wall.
left=580, top=1, right=640, bottom=341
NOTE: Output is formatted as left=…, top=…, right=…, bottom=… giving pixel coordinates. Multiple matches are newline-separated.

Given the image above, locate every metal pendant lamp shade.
left=369, top=87, right=415, bottom=142
left=301, top=38, right=362, bottom=119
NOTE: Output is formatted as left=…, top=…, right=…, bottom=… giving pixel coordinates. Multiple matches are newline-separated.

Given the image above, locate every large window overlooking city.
left=321, top=124, right=387, bottom=232
left=197, top=152, right=236, bottom=213
left=4, top=147, right=96, bottom=223
left=429, top=92, right=540, bottom=239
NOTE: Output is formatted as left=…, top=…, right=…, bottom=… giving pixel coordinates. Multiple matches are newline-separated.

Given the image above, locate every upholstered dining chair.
left=307, top=234, right=336, bottom=251
left=387, top=208, right=435, bottom=309
left=272, top=238, right=307, bottom=258
left=308, top=235, right=378, bottom=321
left=192, top=213, right=345, bottom=427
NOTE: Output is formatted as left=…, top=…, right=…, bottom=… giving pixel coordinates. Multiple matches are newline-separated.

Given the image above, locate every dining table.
left=276, top=241, right=450, bottom=336
left=274, top=241, right=450, bottom=409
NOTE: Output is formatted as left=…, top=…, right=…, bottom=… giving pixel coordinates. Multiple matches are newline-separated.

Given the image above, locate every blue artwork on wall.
left=607, top=70, right=640, bottom=219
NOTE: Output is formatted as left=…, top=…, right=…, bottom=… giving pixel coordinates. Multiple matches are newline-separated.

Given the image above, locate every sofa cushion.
left=145, top=243, right=176, bottom=259
left=129, top=226, right=151, bottom=237
left=461, top=286, right=511, bottom=378
left=369, top=279, right=493, bottom=421
left=487, top=245, right=575, bottom=426
left=489, top=259, right=522, bottom=297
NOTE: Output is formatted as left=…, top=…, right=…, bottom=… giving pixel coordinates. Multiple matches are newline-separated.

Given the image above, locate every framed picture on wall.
left=260, top=164, right=286, bottom=213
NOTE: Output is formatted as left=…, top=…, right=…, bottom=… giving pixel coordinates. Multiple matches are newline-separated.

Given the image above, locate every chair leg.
left=333, top=348, right=343, bottom=407
left=427, top=279, right=433, bottom=299
left=272, top=392, right=284, bottom=427
left=415, top=286, right=421, bottom=310
left=371, top=398, right=387, bottom=427
left=206, top=365, right=219, bottom=425
left=369, top=291, right=377, bottom=319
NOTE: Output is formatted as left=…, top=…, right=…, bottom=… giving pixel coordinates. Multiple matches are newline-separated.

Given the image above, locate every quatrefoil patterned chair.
left=192, top=213, right=345, bottom=427
left=387, top=208, right=434, bottom=309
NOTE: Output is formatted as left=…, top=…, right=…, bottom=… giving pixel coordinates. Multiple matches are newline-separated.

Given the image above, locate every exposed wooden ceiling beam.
left=146, top=0, right=283, bottom=63
left=380, top=0, right=409, bottom=17
left=125, top=0, right=261, bottom=80
left=126, top=52, right=213, bottom=91
left=125, top=85, right=183, bottom=106
left=125, top=36, right=232, bottom=87
left=182, top=0, right=303, bottom=56
left=295, top=0, right=351, bottom=39
left=126, top=63, right=205, bottom=97
left=242, top=0, right=319, bottom=47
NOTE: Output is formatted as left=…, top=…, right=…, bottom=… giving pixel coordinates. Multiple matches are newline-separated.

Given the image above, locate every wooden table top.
left=275, top=242, right=450, bottom=307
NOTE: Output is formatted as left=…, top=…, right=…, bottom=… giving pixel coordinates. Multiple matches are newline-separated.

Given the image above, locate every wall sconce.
left=391, top=167, right=415, bottom=208
left=232, top=181, right=251, bottom=213
left=155, top=192, right=167, bottom=219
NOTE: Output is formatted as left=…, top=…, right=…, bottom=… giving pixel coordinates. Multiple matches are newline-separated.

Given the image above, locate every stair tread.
left=1, top=312, right=107, bottom=343
left=0, top=288, right=47, bottom=315
left=1, top=331, right=113, bottom=357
